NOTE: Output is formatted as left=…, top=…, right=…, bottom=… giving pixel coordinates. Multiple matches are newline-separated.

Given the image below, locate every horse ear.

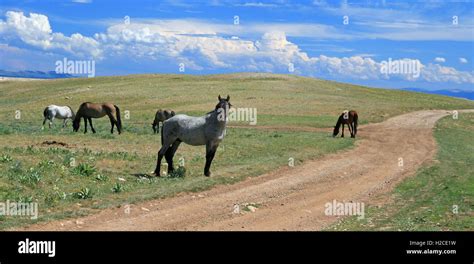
left=226, top=95, right=230, bottom=101
left=218, top=95, right=222, bottom=101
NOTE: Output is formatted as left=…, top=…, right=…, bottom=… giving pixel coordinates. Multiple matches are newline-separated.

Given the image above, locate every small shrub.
left=73, top=188, right=93, bottom=199
left=71, top=163, right=96, bottom=177
left=0, top=154, right=13, bottom=162
left=168, top=166, right=186, bottom=178
left=95, top=174, right=108, bottom=181
left=111, top=183, right=124, bottom=193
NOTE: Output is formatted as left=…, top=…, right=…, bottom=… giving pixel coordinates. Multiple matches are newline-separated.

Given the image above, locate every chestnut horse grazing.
left=333, top=110, right=358, bottom=138
left=153, top=95, right=231, bottom=177
left=73, top=102, right=122, bottom=134
left=152, top=109, right=175, bottom=133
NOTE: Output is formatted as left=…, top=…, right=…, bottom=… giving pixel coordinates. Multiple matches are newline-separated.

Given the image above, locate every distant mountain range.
left=0, top=70, right=74, bottom=79
left=402, top=88, right=474, bottom=101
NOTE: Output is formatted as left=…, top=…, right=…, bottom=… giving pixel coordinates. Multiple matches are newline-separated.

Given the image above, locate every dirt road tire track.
left=18, top=110, right=469, bottom=231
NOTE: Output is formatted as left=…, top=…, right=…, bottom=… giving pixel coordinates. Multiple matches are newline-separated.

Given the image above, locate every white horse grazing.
left=154, top=95, right=231, bottom=177
left=42, top=105, right=75, bottom=129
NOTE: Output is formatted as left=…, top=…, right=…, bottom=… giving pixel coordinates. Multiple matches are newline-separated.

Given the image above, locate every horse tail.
left=152, top=114, right=157, bottom=127
left=114, top=105, right=122, bottom=134
left=43, top=107, right=49, bottom=119
left=67, top=105, right=76, bottom=119
left=353, top=112, right=358, bottom=136
left=160, top=123, right=164, bottom=145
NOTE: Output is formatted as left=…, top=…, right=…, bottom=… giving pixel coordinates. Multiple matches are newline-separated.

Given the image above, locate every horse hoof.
left=204, top=171, right=211, bottom=177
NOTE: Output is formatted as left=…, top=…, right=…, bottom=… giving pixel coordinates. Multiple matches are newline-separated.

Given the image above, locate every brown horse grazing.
left=333, top=110, right=358, bottom=138
left=152, top=109, right=175, bottom=133
left=73, top=102, right=122, bottom=134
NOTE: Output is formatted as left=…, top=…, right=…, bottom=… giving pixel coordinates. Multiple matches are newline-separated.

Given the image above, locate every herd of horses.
left=41, top=96, right=358, bottom=177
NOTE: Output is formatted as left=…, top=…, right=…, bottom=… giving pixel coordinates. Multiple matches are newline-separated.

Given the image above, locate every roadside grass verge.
left=329, top=112, right=474, bottom=231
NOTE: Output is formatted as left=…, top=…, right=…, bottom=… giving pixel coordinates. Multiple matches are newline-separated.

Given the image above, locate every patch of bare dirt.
left=40, top=140, right=69, bottom=147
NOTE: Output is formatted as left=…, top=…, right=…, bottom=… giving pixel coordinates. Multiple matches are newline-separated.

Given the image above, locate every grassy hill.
left=0, top=73, right=473, bottom=229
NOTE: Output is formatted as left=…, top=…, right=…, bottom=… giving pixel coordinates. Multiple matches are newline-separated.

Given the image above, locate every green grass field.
left=0, top=73, right=473, bottom=229
left=329, top=112, right=474, bottom=231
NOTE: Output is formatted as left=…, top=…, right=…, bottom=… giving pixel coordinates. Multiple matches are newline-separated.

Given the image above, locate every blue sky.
left=0, top=0, right=473, bottom=91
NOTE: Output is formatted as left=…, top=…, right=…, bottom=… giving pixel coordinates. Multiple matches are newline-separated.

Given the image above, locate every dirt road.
left=20, top=110, right=463, bottom=231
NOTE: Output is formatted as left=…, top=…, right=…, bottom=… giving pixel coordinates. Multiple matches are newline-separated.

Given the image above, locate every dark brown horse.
left=73, top=102, right=122, bottom=134
left=152, top=109, right=175, bottom=133
left=333, top=110, right=358, bottom=138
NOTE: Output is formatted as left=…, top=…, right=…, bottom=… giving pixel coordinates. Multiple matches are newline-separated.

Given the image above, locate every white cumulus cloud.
left=0, top=11, right=101, bottom=58
left=1, top=11, right=473, bottom=85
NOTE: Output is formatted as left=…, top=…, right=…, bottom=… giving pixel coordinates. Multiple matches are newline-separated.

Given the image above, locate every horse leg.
left=83, top=117, right=88, bottom=133
left=106, top=113, right=117, bottom=134
left=350, top=122, right=355, bottom=138
left=341, top=123, right=345, bottom=138
left=88, top=118, right=96, bottom=133
left=347, top=122, right=353, bottom=138
left=62, top=119, right=67, bottom=128
left=154, top=136, right=176, bottom=176
left=49, top=116, right=54, bottom=129
left=42, top=118, right=47, bottom=130
left=109, top=116, right=115, bottom=134
left=165, top=140, right=181, bottom=174
left=204, top=142, right=218, bottom=177
left=154, top=147, right=166, bottom=177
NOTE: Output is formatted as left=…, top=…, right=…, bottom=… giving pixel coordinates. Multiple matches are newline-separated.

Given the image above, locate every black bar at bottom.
left=0, top=232, right=472, bottom=263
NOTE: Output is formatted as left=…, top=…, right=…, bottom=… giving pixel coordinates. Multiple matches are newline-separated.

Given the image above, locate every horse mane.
left=77, top=102, right=92, bottom=109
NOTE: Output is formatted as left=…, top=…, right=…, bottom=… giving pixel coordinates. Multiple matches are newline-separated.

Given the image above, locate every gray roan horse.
left=42, top=105, right=75, bottom=129
left=152, top=109, right=175, bottom=133
left=72, top=102, right=122, bottom=134
left=153, top=95, right=231, bottom=177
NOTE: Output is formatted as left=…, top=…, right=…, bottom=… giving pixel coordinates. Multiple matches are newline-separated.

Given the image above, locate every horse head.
left=216, top=95, right=232, bottom=122
left=333, top=125, right=339, bottom=137
left=72, top=117, right=80, bottom=132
